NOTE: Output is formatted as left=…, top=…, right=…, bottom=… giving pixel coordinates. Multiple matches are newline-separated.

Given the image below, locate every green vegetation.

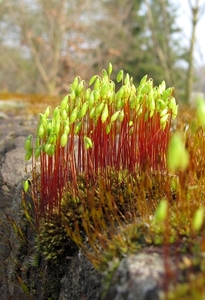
left=21, top=65, right=205, bottom=299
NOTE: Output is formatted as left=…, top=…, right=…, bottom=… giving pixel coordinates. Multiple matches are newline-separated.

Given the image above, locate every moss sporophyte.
left=24, top=64, right=177, bottom=221
left=23, top=64, right=205, bottom=299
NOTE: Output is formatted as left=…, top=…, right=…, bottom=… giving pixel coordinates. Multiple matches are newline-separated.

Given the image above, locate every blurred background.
left=0, top=0, right=204, bottom=103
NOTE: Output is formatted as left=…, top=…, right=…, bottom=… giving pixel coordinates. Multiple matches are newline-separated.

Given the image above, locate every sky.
left=172, top=0, right=205, bottom=66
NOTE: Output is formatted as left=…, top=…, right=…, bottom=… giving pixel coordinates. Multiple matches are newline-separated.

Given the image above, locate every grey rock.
left=58, top=252, right=102, bottom=300
left=0, top=113, right=103, bottom=300
left=0, top=110, right=183, bottom=300
left=103, top=252, right=175, bottom=300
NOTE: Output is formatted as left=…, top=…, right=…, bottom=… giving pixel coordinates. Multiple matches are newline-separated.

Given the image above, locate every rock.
left=103, top=251, right=173, bottom=300
left=0, top=104, right=196, bottom=300
left=0, top=112, right=103, bottom=300
left=58, top=252, right=102, bottom=300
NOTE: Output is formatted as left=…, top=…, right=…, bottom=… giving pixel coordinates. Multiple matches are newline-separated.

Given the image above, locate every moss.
left=21, top=67, right=205, bottom=298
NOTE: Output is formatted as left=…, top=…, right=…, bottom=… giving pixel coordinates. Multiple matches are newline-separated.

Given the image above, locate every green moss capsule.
left=25, top=149, right=32, bottom=161
left=108, top=63, right=112, bottom=75
left=70, top=107, right=78, bottom=124
left=34, top=145, right=41, bottom=159
left=60, top=132, right=68, bottom=147
left=24, top=135, right=32, bottom=151
left=117, top=70, right=123, bottom=83
left=192, top=207, right=204, bottom=232
left=84, top=136, right=93, bottom=149
left=61, top=109, right=67, bottom=120
left=44, top=106, right=51, bottom=117
left=101, top=104, right=109, bottom=123
left=74, top=122, right=82, bottom=134
left=154, top=199, right=168, bottom=222
left=23, top=180, right=30, bottom=192
left=111, top=111, right=120, bottom=123
left=60, top=95, right=68, bottom=110
left=78, top=102, right=88, bottom=119
left=71, top=76, right=79, bottom=91
left=38, top=124, right=45, bottom=138
left=89, top=74, right=98, bottom=86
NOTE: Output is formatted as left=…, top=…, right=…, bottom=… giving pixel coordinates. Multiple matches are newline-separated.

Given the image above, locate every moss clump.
left=36, top=214, right=78, bottom=262
left=22, top=65, right=205, bottom=298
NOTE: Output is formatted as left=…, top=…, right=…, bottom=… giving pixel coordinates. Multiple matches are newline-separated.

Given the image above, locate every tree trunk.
left=185, top=0, right=199, bottom=103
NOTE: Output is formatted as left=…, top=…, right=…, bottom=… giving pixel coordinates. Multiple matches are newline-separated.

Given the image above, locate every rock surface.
left=0, top=107, right=103, bottom=300
left=0, top=109, right=170, bottom=300
left=0, top=100, right=195, bottom=300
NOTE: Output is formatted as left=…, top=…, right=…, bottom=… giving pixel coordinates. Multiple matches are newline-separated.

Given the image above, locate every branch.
left=145, top=0, right=172, bottom=84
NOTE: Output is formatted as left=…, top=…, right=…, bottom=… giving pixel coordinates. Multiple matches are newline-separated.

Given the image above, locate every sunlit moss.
left=22, top=65, right=205, bottom=298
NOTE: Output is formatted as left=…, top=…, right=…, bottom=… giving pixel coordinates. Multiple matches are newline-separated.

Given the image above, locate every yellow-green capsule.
left=154, top=199, right=168, bottom=222
left=74, top=122, right=82, bottom=134
left=71, top=76, right=79, bottom=91
left=106, top=123, right=112, bottom=134
left=141, top=81, right=151, bottom=94
left=158, top=80, right=166, bottom=94
left=192, top=207, right=204, bottom=231
left=88, top=91, right=95, bottom=108
left=23, top=180, right=30, bottom=193
left=85, top=88, right=91, bottom=101
left=89, top=74, right=98, bottom=86
left=116, top=97, right=124, bottom=110
left=108, top=63, right=112, bottom=75
left=60, top=95, right=68, bottom=110
left=119, top=109, right=124, bottom=122
left=124, top=73, right=130, bottom=85
left=116, top=70, right=123, bottom=83
left=25, top=149, right=32, bottom=161
left=94, top=90, right=101, bottom=101
left=172, top=104, right=178, bottom=119
left=44, top=106, right=51, bottom=117
left=34, top=145, right=41, bottom=159
left=70, top=107, right=78, bottom=124
left=157, top=99, right=166, bottom=110
left=139, top=75, right=147, bottom=85
left=53, top=106, right=60, bottom=119
left=89, top=107, right=96, bottom=119
left=76, top=80, right=85, bottom=95
left=24, top=135, right=32, bottom=151
left=101, top=83, right=109, bottom=97
left=78, top=102, right=88, bottom=119
left=101, top=104, right=109, bottom=123
left=102, top=69, right=109, bottom=82
left=160, top=113, right=170, bottom=126
left=94, top=77, right=101, bottom=91
left=64, top=123, right=70, bottom=135
left=47, top=144, right=55, bottom=156
left=38, top=124, right=45, bottom=138
left=160, top=108, right=168, bottom=117
left=167, top=133, right=189, bottom=171
left=70, top=90, right=76, bottom=101
left=44, top=143, right=51, bottom=154
left=60, top=132, right=68, bottom=147
left=168, top=97, right=176, bottom=110
left=117, top=86, right=125, bottom=99
left=111, top=111, right=120, bottom=123
left=55, top=119, right=61, bottom=134
left=84, top=136, right=93, bottom=149
left=96, top=102, right=104, bottom=118
left=61, top=109, right=67, bottom=120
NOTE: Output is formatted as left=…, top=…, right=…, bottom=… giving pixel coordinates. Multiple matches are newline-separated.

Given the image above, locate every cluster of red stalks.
left=24, top=65, right=177, bottom=226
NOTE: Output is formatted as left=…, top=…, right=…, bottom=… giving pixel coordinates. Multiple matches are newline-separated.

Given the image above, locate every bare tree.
left=0, top=0, right=188, bottom=96
left=185, top=0, right=205, bottom=102
left=1, top=0, right=96, bottom=95
left=144, top=0, right=186, bottom=90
